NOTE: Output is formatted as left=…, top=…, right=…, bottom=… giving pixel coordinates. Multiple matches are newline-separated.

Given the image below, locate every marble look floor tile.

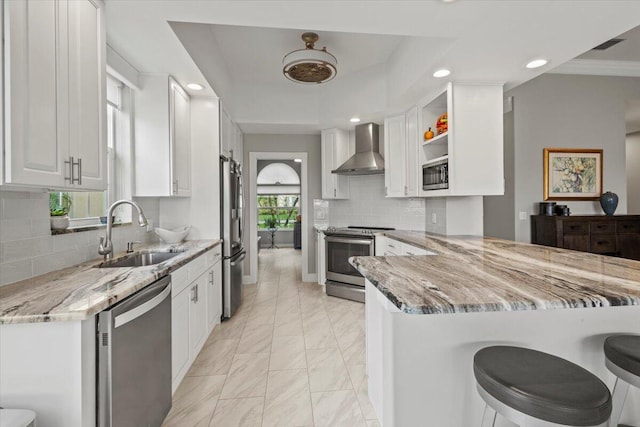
left=236, top=321, right=274, bottom=354
left=335, top=324, right=365, bottom=351
left=210, top=318, right=246, bottom=341
left=262, top=369, right=313, bottom=427
left=210, top=397, right=264, bottom=427
left=346, top=363, right=377, bottom=420
left=273, top=313, right=304, bottom=337
left=311, top=390, right=367, bottom=427
left=270, top=336, right=307, bottom=371
left=161, top=374, right=226, bottom=427
left=366, top=420, right=381, bottom=427
left=306, top=347, right=351, bottom=392
left=303, top=327, right=339, bottom=350
left=340, top=336, right=366, bottom=365
left=187, top=338, right=239, bottom=376
left=220, top=353, right=270, bottom=399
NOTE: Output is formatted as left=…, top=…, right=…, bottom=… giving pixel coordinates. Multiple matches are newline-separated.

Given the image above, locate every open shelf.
left=422, top=131, right=448, bottom=147
left=423, top=154, right=448, bottom=166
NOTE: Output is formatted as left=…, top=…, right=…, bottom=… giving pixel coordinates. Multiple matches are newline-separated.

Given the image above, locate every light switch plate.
left=519, top=212, right=528, bottom=220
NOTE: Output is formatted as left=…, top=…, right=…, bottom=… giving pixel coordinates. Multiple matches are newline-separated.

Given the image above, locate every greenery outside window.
left=258, top=195, right=299, bottom=229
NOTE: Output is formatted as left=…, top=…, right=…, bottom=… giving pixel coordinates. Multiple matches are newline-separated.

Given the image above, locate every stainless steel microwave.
left=422, top=158, right=449, bottom=190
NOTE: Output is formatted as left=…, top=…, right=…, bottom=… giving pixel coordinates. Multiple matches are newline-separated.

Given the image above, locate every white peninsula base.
left=365, top=281, right=640, bottom=427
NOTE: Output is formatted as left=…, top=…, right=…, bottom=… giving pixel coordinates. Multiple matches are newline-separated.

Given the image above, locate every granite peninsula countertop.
left=350, top=230, right=640, bottom=315
left=0, top=240, right=221, bottom=324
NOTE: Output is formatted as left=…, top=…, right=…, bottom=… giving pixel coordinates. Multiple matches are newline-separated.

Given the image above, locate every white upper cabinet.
left=134, top=75, right=191, bottom=197
left=3, top=0, right=106, bottom=190
left=321, top=128, right=350, bottom=199
left=234, top=123, right=243, bottom=166
left=219, top=104, right=243, bottom=164
left=419, top=82, right=504, bottom=197
left=384, top=106, right=419, bottom=198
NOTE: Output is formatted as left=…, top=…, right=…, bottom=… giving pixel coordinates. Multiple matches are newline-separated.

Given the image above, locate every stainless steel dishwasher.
left=97, top=276, right=172, bottom=427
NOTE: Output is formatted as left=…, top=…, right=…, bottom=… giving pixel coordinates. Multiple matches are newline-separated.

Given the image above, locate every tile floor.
left=162, top=248, right=380, bottom=427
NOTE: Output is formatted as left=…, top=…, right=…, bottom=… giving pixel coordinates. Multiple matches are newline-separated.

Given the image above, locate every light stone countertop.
left=0, top=240, right=221, bottom=324
left=350, top=230, right=640, bottom=315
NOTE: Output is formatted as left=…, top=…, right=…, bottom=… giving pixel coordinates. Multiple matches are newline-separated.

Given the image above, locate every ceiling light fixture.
left=433, top=69, right=451, bottom=78
left=350, top=117, right=361, bottom=123
left=525, top=59, right=548, bottom=69
left=283, top=32, right=337, bottom=84
left=294, top=158, right=302, bottom=163
left=187, top=83, right=204, bottom=90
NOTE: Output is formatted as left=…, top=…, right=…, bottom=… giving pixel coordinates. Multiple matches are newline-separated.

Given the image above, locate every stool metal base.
left=478, top=384, right=609, bottom=427
left=606, top=359, right=639, bottom=427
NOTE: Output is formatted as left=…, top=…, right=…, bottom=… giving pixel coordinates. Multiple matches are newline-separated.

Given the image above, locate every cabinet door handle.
left=209, top=270, right=214, bottom=285
left=173, top=180, right=178, bottom=194
left=64, top=157, right=73, bottom=183
left=191, top=285, right=198, bottom=303
left=75, top=158, right=82, bottom=185
left=333, top=188, right=336, bottom=197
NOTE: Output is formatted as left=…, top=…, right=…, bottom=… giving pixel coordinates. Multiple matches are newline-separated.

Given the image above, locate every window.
left=257, top=162, right=301, bottom=229
left=49, top=76, right=133, bottom=227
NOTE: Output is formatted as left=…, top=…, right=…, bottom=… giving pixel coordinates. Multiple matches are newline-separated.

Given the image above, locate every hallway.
left=162, top=248, right=379, bottom=427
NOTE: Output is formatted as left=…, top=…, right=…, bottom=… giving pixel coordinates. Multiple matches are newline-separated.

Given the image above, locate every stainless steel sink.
left=96, top=250, right=185, bottom=268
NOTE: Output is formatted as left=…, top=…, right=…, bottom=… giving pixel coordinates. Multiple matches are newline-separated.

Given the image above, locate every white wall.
left=243, top=134, right=322, bottom=281
left=506, top=74, right=640, bottom=242
left=158, top=98, right=221, bottom=239
left=0, top=191, right=158, bottom=286
left=627, top=131, right=640, bottom=214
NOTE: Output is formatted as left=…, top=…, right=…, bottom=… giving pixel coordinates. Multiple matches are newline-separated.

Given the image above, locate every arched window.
left=257, top=162, right=300, bottom=229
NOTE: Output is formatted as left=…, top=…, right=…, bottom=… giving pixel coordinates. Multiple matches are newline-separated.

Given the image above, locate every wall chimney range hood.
left=332, top=123, right=384, bottom=175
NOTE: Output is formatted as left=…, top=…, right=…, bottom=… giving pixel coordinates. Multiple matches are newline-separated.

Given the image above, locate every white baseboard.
left=242, top=274, right=256, bottom=285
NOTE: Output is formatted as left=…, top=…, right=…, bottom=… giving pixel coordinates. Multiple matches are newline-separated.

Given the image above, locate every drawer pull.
left=596, top=241, right=609, bottom=245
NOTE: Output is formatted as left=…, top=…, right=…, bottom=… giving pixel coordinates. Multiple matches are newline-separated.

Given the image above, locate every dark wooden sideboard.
left=531, top=215, right=640, bottom=261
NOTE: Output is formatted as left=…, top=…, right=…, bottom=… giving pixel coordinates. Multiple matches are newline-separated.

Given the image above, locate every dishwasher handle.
left=113, top=278, right=171, bottom=328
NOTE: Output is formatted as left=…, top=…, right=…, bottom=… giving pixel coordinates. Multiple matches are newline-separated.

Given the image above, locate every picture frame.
left=543, top=148, right=603, bottom=201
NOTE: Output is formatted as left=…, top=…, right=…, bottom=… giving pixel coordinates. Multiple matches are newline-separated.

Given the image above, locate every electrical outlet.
left=431, top=213, right=437, bottom=224
left=519, top=212, right=528, bottom=221
left=146, top=219, right=154, bottom=232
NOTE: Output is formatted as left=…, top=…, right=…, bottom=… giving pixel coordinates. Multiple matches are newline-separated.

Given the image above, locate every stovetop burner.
left=325, top=225, right=395, bottom=236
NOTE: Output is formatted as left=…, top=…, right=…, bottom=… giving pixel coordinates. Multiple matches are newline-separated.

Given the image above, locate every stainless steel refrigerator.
left=220, top=156, right=245, bottom=318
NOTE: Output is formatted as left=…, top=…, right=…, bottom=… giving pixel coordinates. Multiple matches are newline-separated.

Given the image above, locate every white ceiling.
left=104, top=1, right=640, bottom=134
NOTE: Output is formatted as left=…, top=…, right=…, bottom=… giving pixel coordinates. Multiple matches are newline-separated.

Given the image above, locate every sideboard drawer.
left=617, top=220, right=640, bottom=234
left=590, top=235, right=617, bottom=253
left=563, top=221, right=588, bottom=235
left=590, top=222, right=615, bottom=234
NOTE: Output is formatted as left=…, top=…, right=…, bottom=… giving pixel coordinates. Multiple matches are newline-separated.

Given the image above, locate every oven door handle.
left=325, top=236, right=374, bottom=246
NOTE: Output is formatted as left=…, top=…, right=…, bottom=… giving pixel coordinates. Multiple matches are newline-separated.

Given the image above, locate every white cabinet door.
left=5, top=0, right=66, bottom=188
left=134, top=75, right=190, bottom=197
left=205, top=260, right=222, bottom=334
left=317, top=230, right=326, bottom=285
left=405, top=106, right=419, bottom=197
left=220, top=106, right=233, bottom=158
left=189, top=277, right=208, bottom=358
left=4, top=0, right=106, bottom=190
left=321, top=129, right=349, bottom=199
left=171, top=285, right=191, bottom=393
left=384, top=115, right=406, bottom=198
left=68, top=0, right=106, bottom=190
left=171, top=80, right=191, bottom=196
left=235, top=124, right=243, bottom=165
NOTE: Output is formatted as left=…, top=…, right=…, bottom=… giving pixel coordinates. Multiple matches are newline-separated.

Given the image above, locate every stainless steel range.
left=324, top=226, right=394, bottom=302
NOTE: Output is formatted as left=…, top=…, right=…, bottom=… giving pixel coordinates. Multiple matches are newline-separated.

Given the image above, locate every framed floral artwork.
left=543, top=148, right=603, bottom=201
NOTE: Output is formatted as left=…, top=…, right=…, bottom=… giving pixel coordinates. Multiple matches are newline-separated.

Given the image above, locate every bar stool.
left=604, top=335, right=640, bottom=427
left=474, top=346, right=612, bottom=427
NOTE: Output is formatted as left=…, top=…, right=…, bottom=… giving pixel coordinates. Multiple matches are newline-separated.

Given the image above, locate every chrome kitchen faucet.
left=99, top=200, right=148, bottom=260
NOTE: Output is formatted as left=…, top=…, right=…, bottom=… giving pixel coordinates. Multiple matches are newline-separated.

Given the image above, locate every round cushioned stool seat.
left=604, top=335, right=640, bottom=376
left=474, top=346, right=612, bottom=426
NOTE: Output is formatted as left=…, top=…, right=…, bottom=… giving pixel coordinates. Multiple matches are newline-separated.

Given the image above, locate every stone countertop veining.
left=350, top=230, right=640, bottom=315
left=0, top=240, right=221, bottom=324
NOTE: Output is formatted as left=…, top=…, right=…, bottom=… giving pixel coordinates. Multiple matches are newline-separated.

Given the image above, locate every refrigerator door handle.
left=230, top=251, right=246, bottom=266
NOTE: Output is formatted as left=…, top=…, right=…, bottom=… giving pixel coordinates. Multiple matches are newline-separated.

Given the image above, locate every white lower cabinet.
left=316, top=230, right=326, bottom=285
left=170, top=245, right=223, bottom=393
left=375, top=236, right=433, bottom=257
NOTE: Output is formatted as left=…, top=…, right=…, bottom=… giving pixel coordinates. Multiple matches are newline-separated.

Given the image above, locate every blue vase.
left=599, top=191, right=618, bottom=215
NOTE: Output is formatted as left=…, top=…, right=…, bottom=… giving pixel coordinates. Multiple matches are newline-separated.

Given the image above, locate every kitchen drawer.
left=590, top=235, right=617, bottom=254
left=205, top=245, right=222, bottom=267
left=617, top=220, right=640, bottom=234
left=402, top=243, right=428, bottom=256
left=589, top=221, right=615, bottom=234
left=562, top=221, right=588, bottom=235
left=171, top=266, right=190, bottom=297
left=385, top=239, right=402, bottom=254
left=188, top=255, right=207, bottom=281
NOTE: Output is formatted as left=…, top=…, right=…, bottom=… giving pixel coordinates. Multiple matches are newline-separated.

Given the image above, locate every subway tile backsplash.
left=0, top=191, right=160, bottom=287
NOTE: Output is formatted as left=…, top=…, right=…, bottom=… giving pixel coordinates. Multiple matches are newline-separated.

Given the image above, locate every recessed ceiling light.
left=187, top=83, right=204, bottom=90
left=525, top=59, right=548, bottom=69
left=294, top=158, right=302, bottom=163
left=350, top=117, right=361, bottom=123
left=433, top=69, right=451, bottom=78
